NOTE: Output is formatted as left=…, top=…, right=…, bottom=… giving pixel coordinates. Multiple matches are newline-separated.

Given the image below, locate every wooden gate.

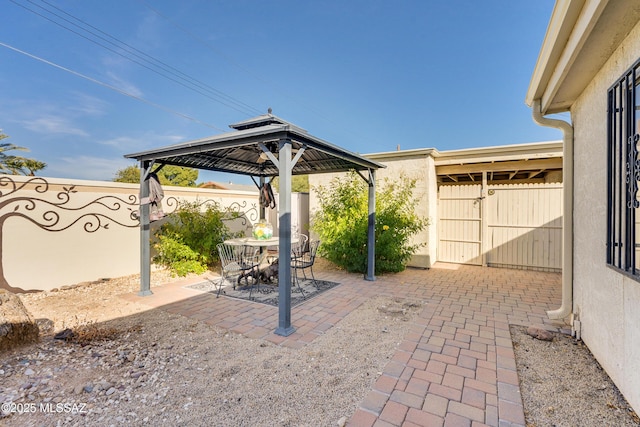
left=438, top=183, right=563, bottom=271
left=438, top=184, right=483, bottom=265
left=485, top=183, right=562, bottom=271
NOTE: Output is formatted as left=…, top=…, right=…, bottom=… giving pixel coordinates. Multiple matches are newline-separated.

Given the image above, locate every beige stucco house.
left=526, top=0, right=640, bottom=412
left=309, top=140, right=563, bottom=271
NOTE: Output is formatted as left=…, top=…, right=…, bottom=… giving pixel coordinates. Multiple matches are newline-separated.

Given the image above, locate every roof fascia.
left=434, top=141, right=563, bottom=166
left=365, top=148, right=439, bottom=161
left=541, top=0, right=609, bottom=114
left=526, top=0, right=587, bottom=108
left=526, top=0, right=629, bottom=115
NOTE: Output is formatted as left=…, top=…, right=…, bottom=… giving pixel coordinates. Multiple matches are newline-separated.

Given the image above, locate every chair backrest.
left=295, top=234, right=309, bottom=251
left=291, top=234, right=309, bottom=258
left=307, top=240, right=320, bottom=262
left=217, top=243, right=259, bottom=267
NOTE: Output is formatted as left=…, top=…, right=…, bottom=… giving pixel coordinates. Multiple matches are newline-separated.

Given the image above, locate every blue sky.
left=1, top=0, right=560, bottom=183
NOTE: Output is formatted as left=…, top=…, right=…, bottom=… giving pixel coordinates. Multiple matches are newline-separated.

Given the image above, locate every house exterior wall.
left=308, top=154, right=437, bottom=268
left=571, top=20, right=640, bottom=411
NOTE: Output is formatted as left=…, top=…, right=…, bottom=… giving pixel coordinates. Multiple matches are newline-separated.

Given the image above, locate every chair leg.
left=292, top=266, right=306, bottom=298
left=247, top=269, right=255, bottom=299
left=309, top=266, right=319, bottom=289
left=300, top=266, right=319, bottom=289
left=216, top=276, right=225, bottom=297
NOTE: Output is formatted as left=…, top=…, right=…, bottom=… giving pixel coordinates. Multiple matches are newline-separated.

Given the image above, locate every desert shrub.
left=312, top=172, right=428, bottom=274
left=153, top=200, right=234, bottom=275
left=153, top=234, right=208, bottom=276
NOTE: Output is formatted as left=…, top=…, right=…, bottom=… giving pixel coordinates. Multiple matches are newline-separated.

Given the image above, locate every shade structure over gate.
left=125, top=113, right=385, bottom=336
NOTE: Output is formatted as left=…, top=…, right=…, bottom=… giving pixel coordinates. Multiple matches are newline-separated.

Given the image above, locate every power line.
left=10, top=0, right=263, bottom=117
left=0, top=41, right=225, bottom=131
left=138, top=0, right=363, bottom=135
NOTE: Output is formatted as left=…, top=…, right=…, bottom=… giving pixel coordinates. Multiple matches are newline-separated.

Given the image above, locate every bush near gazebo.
left=312, top=172, right=427, bottom=274
left=153, top=200, right=233, bottom=276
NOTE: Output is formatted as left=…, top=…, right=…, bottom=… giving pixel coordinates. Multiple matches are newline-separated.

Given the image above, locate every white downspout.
left=532, top=99, right=573, bottom=320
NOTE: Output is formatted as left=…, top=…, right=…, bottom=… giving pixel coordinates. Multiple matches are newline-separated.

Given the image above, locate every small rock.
left=526, top=326, right=554, bottom=341
left=337, top=416, right=347, bottom=426
left=24, top=368, right=35, bottom=376
left=106, top=387, right=116, bottom=396
left=74, top=384, right=84, bottom=395
left=83, top=384, right=93, bottom=393
left=54, top=328, right=75, bottom=341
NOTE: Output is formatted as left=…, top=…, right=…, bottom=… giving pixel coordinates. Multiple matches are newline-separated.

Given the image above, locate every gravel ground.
left=1, top=264, right=639, bottom=426
left=511, top=325, right=639, bottom=427
left=0, top=267, right=423, bottom=426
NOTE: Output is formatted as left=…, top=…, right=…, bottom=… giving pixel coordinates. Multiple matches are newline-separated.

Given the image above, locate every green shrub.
left=153, top=200, right=234, bottom=275
left=153, top=235, right=208, bottom=276
left=312, top=172, right=428, bottom=274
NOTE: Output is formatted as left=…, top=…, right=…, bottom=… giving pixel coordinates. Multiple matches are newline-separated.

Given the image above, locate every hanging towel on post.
left=260, top=182, right=276, bottom=209
left=148, top=172, right=165, bottom=221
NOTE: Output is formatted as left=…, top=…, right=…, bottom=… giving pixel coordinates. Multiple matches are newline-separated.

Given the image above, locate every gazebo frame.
left=125, top=113, right=385, bottom=336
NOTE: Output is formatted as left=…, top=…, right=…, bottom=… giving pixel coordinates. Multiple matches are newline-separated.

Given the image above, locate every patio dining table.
left=223, top=237, right=287, bottom=247
left=223, top=236, right=300, bottom=283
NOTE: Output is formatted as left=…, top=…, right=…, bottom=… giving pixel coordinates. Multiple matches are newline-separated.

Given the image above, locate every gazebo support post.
left=365, top=168, right=376, bottom=281
left=138, top=160, right=153, bottom=296
left=275, top=140, right=295, bottom=336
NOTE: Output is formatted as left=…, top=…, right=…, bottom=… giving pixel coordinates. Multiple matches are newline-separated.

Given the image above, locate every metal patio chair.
left=216, top=243, right=261, bottom=298
left=291, top=239, right=320, bottom=296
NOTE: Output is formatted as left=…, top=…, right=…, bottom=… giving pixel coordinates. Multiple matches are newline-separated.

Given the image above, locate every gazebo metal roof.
left=125, top=113, right=384, bottom=337
left=124, top=114, right=384, bottom=177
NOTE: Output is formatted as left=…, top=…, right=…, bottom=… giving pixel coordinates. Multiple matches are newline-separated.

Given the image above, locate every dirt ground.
left=1, top=263, right=639, bottom=426
left=511, top=325, right=639, bottom=426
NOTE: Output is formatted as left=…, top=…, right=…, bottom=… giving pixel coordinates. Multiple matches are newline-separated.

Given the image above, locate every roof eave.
left=526, top=0, right=640, bottom=115
left=525, top=0, right=588, bottom=113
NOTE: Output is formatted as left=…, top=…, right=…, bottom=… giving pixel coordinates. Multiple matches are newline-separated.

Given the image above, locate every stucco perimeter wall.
left=571, top=21, right=640, bottom=412
left=1, top=175, right=262, bottom=292
left=308, top=154, right=437, bottom=269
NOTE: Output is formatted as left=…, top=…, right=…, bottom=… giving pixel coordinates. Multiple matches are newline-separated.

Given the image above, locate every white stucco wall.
left=308, top=154, right=437, bottom=268
left=571, top=20, right=640, bottom=411
left=1, top=176, right=261, bottom=291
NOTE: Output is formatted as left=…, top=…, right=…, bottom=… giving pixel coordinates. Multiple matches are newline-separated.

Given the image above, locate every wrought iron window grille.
left=607, top=58, right=640, bottom=276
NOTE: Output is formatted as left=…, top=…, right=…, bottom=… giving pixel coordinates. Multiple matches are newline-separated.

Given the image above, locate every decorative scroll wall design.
left=226, top=200, right=260, bottom=225
left=0, top=176, right=139, bottom=292
left=163, top=195, right=260, bottom=226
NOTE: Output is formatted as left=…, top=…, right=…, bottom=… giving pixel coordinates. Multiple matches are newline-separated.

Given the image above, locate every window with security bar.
left=607, top=59, right=640, bottom=276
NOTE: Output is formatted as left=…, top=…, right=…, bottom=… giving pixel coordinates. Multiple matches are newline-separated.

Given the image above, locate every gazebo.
left=125, top=113, right=385, bottom=336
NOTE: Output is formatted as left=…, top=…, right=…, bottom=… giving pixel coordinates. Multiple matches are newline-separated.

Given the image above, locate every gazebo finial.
left=267, top=107, right=272, bottom=115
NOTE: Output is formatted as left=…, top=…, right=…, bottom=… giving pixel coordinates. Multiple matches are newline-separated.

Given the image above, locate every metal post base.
left=274, top=326, right=296, bottom=336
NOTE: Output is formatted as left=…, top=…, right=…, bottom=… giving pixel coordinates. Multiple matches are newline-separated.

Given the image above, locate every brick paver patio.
left=121, top=262, right=566, bottom=427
